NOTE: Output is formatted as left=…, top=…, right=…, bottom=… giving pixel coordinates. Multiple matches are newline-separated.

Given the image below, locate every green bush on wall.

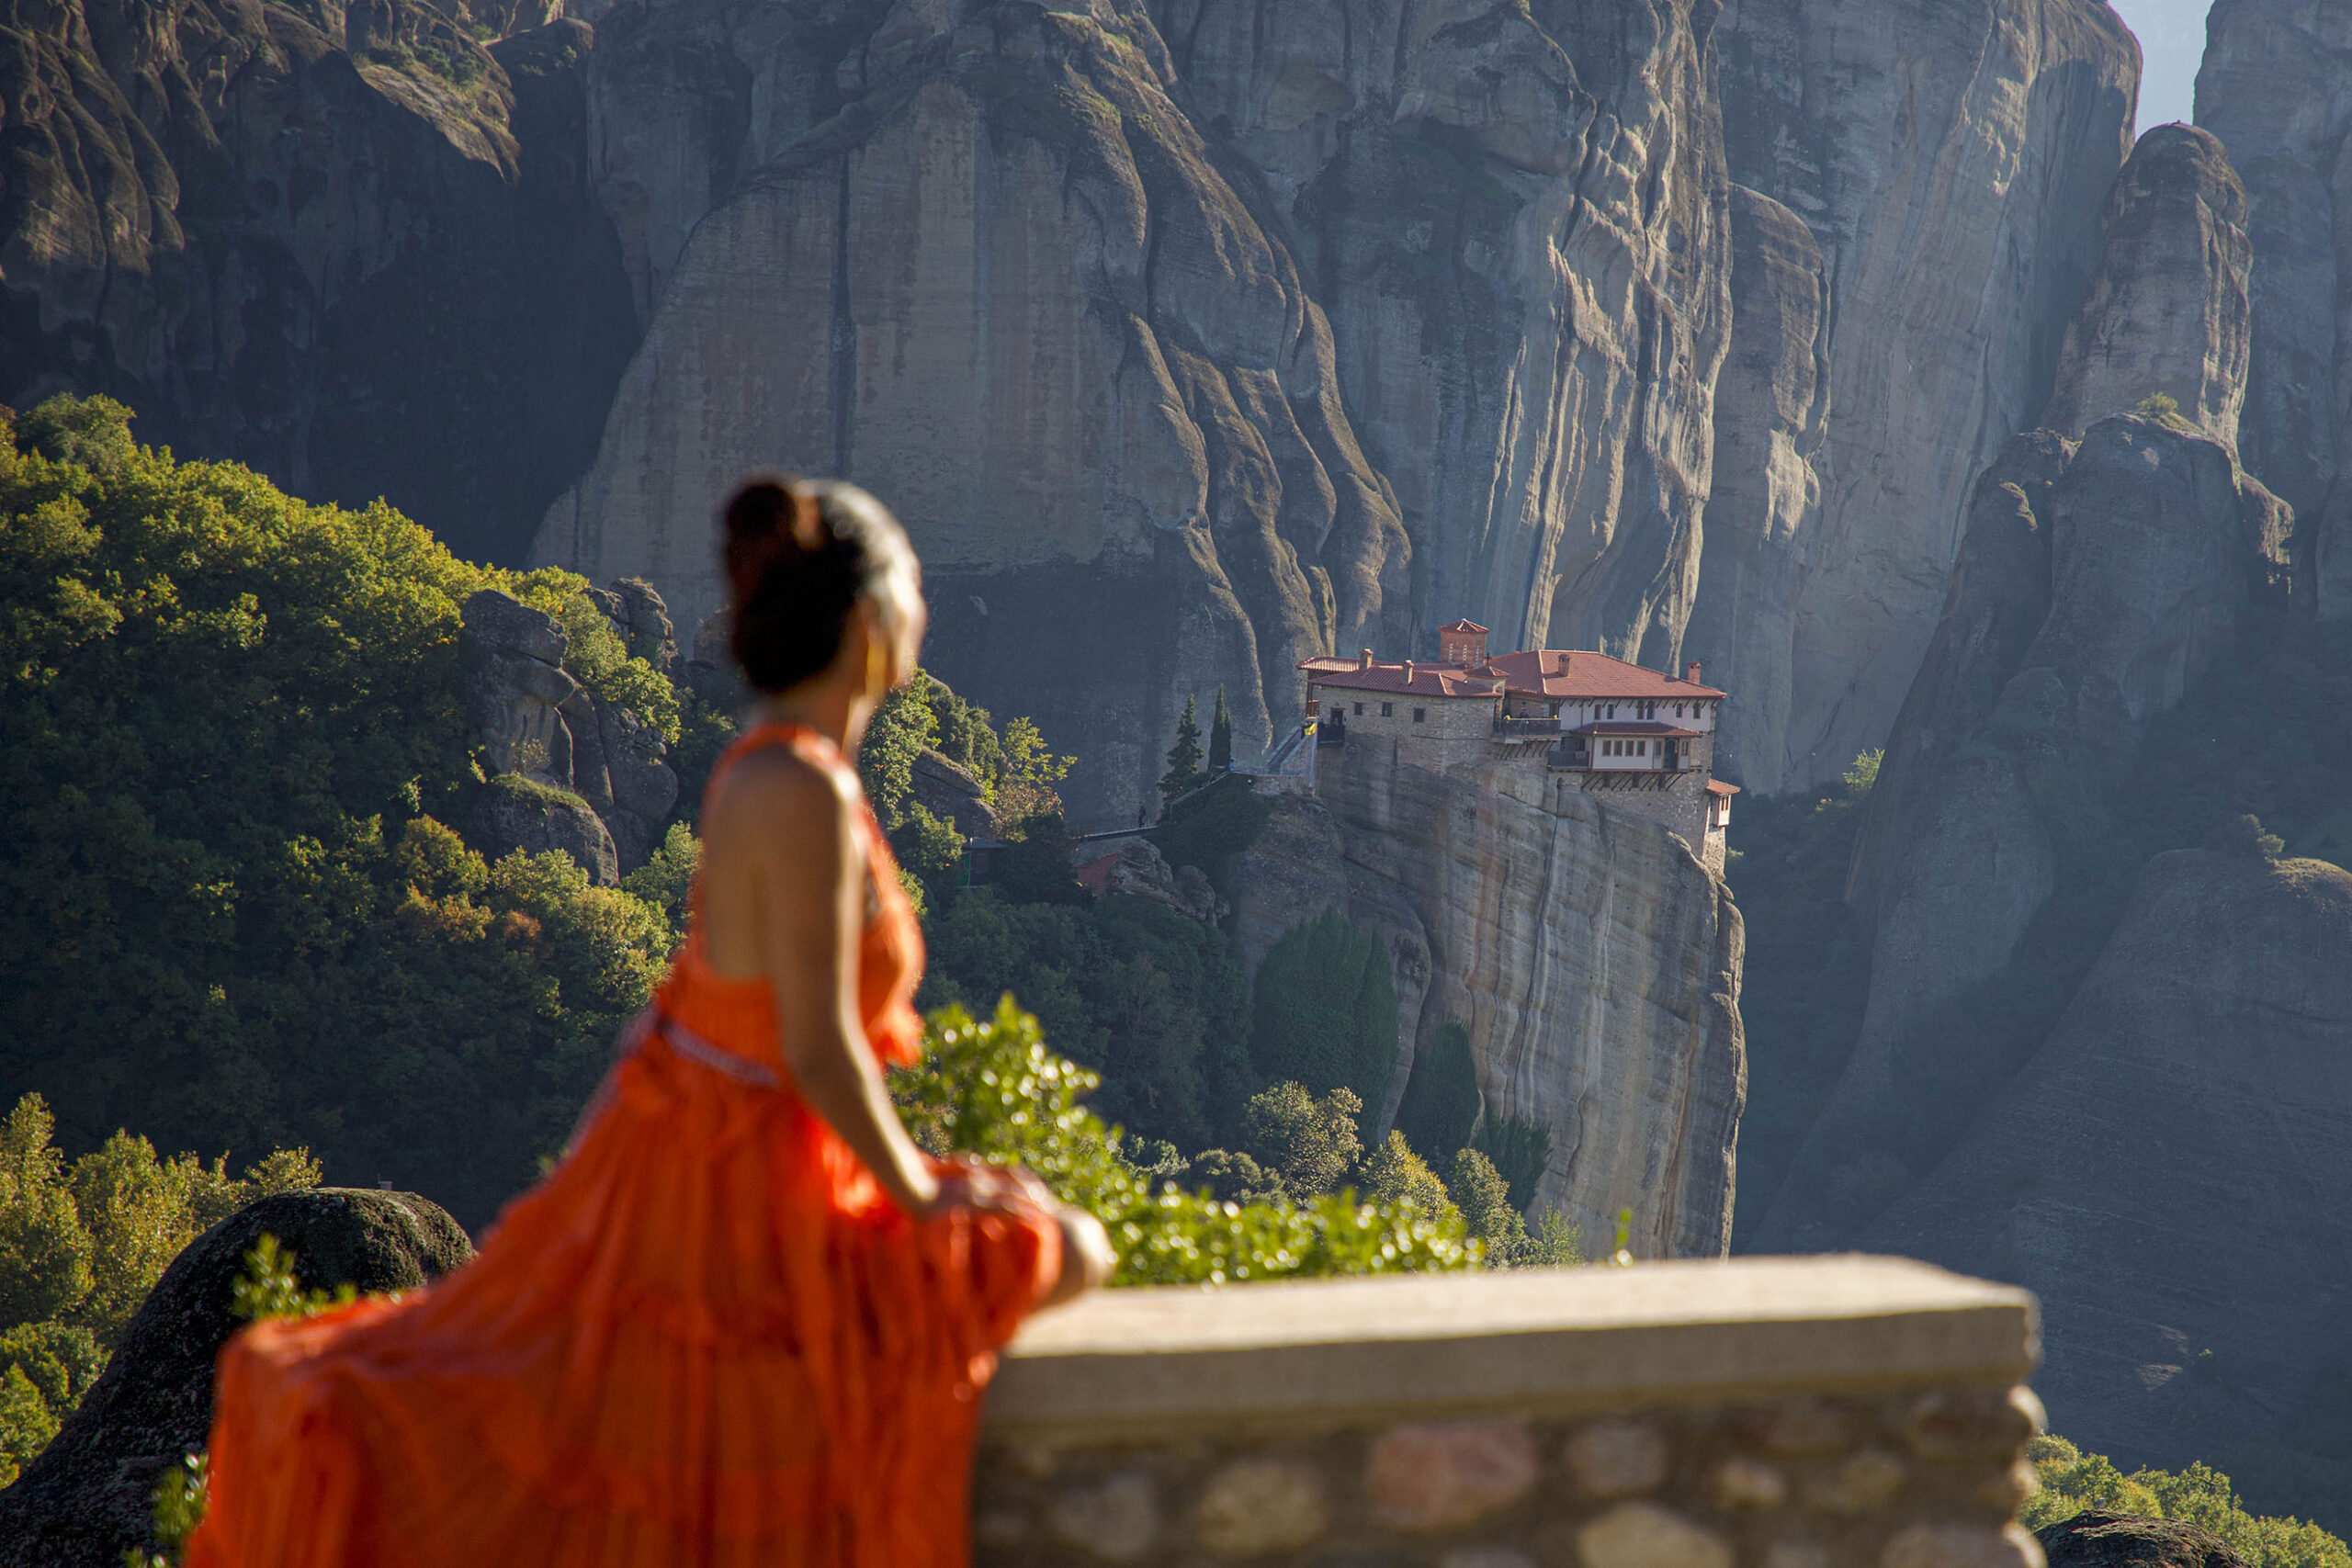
left=1247, top=912, right=1400, bottom=1113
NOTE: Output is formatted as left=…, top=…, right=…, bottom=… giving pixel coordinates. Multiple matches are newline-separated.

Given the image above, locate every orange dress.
left=185, top=723, right=1062, bottom=1568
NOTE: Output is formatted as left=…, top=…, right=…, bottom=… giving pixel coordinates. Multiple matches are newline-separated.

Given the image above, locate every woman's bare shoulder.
left=704, top=746, right=857, bottom=842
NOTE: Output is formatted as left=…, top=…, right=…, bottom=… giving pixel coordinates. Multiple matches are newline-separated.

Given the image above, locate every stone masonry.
left=977, top=1258, right=2043, bottom=1568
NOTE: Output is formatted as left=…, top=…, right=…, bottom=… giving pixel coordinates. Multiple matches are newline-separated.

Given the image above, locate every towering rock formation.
left=1752, top=117, right=2285, bottom=1249
left=1702, top=0, right=2138, bottom=795
left=1151, top=0, right=1733, bottom=673
left=2042, top=126, right=2253, bottom=447
left=2197, top=0, right=2352, bottom=613
left=1754, top=412, right=2292, bottom=1250
left=537, top=0, right=1738, bottom=824
left=1231, top=767, right=1747, bottom=1259
left=1859, top=845, right=2352, bottom=1477
left=0, top=0, right=637, bottom=563
left=1681, top=187, right=1830, bottom=796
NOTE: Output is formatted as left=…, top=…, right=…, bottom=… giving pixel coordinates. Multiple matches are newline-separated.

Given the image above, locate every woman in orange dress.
left=185, top=476, right=1115, bottom=1568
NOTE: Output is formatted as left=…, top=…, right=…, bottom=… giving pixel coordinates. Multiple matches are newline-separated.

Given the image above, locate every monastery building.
left=1294, top=621, right=1737, bottom=873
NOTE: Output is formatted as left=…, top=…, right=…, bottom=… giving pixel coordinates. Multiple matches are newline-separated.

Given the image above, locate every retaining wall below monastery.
left=975, top=1258, right=2044, bottom=1568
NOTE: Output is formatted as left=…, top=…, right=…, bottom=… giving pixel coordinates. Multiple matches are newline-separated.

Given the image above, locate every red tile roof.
left=1480, top=649, right=1725, bottom=700
left=1705, top=779, right=1741, bottom=796
left=1302, top=648, right=1724, bottom=702
left=1439, top=618, right=1490, bottom=634
left=1306, top=663, right=1508, bottom=698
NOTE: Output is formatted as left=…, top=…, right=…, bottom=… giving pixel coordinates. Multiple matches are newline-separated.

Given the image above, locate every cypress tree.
left=1209, top=685, right=1233, bottom=772
left=1159, top=695, right=1205, bottom=803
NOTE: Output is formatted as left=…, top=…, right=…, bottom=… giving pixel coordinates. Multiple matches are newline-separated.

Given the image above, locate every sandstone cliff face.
left=1857, top=848, right=2352, bottom=1476
left=537, top=0, right=1414, bottom=823
left=537, top=0, right=1750, bottom=824
left=1705, top=0, right=2138, bottom=795
left=2042, top=126, right=2253, bottom=447
left=2197, top=0, right=2352, bottom=614
left=1234, top=758, right=1746, bottom=1258
left=1754, top=414, right=2293, bottom=1250
left=0, top=0, right=637, bottom=562
left=1154, top=0, right=1734, bottom=669
left=1681, top=186, right=1829, bottom=796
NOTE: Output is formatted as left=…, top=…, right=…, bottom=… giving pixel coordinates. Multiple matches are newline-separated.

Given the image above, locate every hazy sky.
left=2108, top=0, right=2209, bottom=132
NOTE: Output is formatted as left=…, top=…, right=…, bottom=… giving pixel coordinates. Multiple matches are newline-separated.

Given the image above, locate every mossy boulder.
left=0, top=1190, right=471, bottom=1568
left=2038, top=1511, right=2250, bottom=1568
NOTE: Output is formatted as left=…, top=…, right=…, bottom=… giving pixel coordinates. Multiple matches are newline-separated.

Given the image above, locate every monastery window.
left=1381, top=702, right=1394, bottom=717
left=1353, top=703, right=1363, bottom=716
left=1413, top=707, right=1426, bottom=724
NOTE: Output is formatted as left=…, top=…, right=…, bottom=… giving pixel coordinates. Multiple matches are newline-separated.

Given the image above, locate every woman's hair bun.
left=720, top=473, right=917, bottom=694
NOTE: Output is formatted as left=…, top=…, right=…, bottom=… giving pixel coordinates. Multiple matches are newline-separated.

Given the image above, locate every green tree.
left=1209, top=685, right=1233, bottom=773
left=0, top=398, right=688, bottom=1228
left=894, top=998, right=1471, bottom=1286
left=1159, top=695, right=1205, bottom=804
left=1394, top=1020, right=1480, bottom=1162
left=1247, top=912, right=1400, bottom=1111
left=998, top=716, right=1074, bottom=824
left=0, top=1097, right=92, bottom=1333
left=1471, top=1114, right=1553, bottom=1213
left=858, top=679, right=939, bottom=829
left=2026, top=1435, right=2352, bottom=1568
left=1362, top=1132, right=1455, bottom=1221
left=1242, top=1082, right=1363, bottom=1198
left=620, top=821, right=701, bottom=930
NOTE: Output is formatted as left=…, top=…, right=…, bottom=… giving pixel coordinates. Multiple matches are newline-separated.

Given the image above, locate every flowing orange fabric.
left=185, top=723, right=1061, bottom=1568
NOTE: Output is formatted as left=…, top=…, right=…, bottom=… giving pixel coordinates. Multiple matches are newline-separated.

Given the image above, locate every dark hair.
left=722, top=474, right=917, bottom=693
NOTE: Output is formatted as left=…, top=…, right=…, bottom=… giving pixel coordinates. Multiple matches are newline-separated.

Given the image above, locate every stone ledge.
left=987, top=1257, right=2037, bottom=1440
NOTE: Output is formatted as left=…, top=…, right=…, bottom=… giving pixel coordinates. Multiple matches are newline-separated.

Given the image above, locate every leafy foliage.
left=1394, top=1020, right=1480, bottom=1162
left=1444, top=1147, right=1581, bottom=1267
left=858, top=678, right=938, bottom=830
left=922, top=892, right=1251, bottom=1150
left=556, top=594, right=680, bottom=744
left=0, top=1092, right=317, bottom=1486
left=1470, top=1114, right=1552, bottom=1214
left=1361, top=1132, right=1453, bottom=1220
left=1148, top=771, right=1271, bottom=897
left=1208, top=686, right=1233, bottom=772
left=1242, top=1082, right=1364, bottom=1198
left=996, top=717, right=1074, bottom=825
left=1159, top=694, right=1205, bottom=804
left=0, top=398, right=685, bottom=1228
left=1248, top=911, right=1400, bottom=1112
left=2027, top=1435, right=2352, bottom=1568
left=893, top=998, right=1474, bottom=1285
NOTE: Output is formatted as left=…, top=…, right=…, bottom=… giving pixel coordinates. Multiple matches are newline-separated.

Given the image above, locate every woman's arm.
left=740, top=755, right=943, bottom=1215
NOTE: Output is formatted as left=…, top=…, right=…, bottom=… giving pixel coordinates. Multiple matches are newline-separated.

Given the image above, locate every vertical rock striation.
left=0, top=1, right=637, bottom=563
left=1233, top=763, right=1746, bottom=1258
left=1752, top=116, right=2289, bottom=1249
left=2042, top=125, right=2253, bottom=447
left=2197, top=0, right=2352, bottom=612
left=536, top=0, right=1414, bottom=823
left=1681, top=186, right=1829, bottom=795
left=1756, top=414, right=2291, bottom=1250
left=1708, top=0, right=2138, bottom=795
left=536, top=0, right=1754, bottom=823
left=1155, top=0, right=1735, bottom=671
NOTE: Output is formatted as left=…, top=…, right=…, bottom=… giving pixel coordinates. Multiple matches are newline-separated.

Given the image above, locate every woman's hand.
left=918, top=1160, right=1115, bottom=1306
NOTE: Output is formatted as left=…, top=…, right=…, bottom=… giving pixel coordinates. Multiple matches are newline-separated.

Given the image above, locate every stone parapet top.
left=986, top=1257, right=2038, bottom=1440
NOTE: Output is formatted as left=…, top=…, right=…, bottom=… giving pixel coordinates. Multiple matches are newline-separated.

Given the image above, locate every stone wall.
left=977, top=1258, right=2044, bottom=1568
